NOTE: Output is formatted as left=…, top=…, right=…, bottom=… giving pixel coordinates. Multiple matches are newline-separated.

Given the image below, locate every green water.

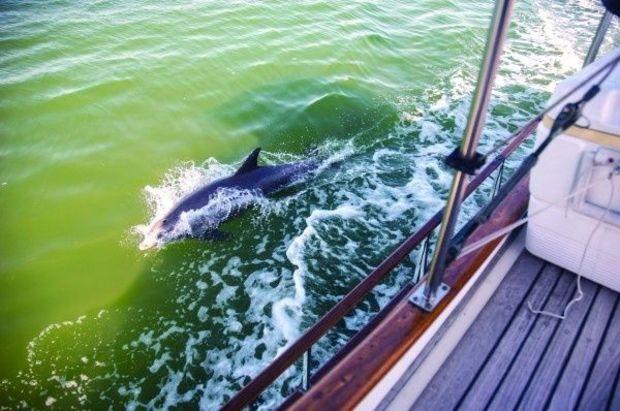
left=1, top=0, right=618, bottom=408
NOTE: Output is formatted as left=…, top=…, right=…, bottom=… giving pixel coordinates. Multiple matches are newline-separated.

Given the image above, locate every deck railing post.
left=491, top=160, right=505, bottom=199
left=302, top=348, right=311, bottom=391
left=583, top=10, right=613, bottom=67
left=410, top=0, right=516, bottom=312
left=415, top=236, right=430, bottom=281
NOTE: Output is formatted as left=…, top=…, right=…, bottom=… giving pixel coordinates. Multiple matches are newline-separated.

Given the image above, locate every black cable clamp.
left=445, top=149, right=487, bottom=175
left=551, top=85, right=599, bottom=135
left=551, top=102, right=582, bottom=134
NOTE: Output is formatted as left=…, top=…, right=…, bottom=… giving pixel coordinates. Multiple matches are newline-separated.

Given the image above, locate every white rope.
left=455, top=165, right=618, bottom=320
left=458, top=165, right=618, bottom=258
left=528, top=176, right=615, bottom=319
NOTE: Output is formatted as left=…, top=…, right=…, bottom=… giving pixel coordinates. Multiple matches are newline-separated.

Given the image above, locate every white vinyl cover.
left=526, top=47, right=620, bottom=292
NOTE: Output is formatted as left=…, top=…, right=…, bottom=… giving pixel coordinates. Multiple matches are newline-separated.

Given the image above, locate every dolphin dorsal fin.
left=235, top=147, right=261, bottom=175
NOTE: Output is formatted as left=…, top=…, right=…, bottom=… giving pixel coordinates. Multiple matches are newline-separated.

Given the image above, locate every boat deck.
left=410, top=250, right=620, bottom=411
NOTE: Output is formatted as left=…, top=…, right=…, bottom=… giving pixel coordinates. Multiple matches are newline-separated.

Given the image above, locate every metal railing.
left=412, top=0, right=616, bottom=312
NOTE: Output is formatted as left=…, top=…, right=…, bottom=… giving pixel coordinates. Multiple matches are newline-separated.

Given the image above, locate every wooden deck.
left=410, top=251, right=620, bottom=411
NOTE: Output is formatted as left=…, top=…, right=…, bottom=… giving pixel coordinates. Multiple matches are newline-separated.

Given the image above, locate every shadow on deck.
left=412, top=251, right=620, bottom=411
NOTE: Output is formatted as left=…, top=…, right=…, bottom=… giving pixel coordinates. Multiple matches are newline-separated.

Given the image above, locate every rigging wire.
left=528, top=172, right=617, bottom=319
left=456, top=165, right=619, bottom=320
left=483, top=54, right=620, bottom=159
left=458, top=164, right=619, bottom=258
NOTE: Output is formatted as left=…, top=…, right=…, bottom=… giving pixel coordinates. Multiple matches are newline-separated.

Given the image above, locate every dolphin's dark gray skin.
left=142, top=148, right=317, bottom=249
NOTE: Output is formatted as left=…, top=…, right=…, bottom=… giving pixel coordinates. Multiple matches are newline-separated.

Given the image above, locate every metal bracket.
left=409, top=282, right=451, bottom=312
left=445, top=149, right=487, bottom=175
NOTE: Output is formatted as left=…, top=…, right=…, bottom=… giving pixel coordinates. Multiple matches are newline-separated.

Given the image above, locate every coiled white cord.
left=457, top=165, right=618, bottom=320
left=528, top=174, right=615, bottom=319
left=459, top=165, right=619, bottom=258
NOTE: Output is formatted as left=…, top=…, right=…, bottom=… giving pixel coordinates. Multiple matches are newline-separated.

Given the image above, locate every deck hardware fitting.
left=410, top=282, right=451, bottom=312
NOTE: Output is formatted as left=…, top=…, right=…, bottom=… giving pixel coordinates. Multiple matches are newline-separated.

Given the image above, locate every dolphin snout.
left=148, top=219, right=165, bottom=237
left=139, top=219, right=166, bottom=250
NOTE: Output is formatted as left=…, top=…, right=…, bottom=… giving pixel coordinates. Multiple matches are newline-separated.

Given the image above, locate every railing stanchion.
left=410, top=0, right=516, bottom=312
left=491, top=159, right=505, bottom=199
left=415, top=236, right=430, bottom=282
left=302, top=348, right=311, bottom=391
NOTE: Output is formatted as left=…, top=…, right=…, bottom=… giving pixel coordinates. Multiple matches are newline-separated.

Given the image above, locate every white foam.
left=149, top=352, right=172, bottom=373
left=273, top=205, right=364, bottom=347
left=133, top=159, right=236, bottom=249
left=197, top=306, right=208, bottom=322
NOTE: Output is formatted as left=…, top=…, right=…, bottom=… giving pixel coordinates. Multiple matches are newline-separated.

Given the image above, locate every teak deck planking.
left=411, top=258, right=620, bottom=411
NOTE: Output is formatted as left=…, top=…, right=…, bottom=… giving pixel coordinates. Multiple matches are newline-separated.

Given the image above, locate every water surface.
left=1, top=0, right=619, bottom=408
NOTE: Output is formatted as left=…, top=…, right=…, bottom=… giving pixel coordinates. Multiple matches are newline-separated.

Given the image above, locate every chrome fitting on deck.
left=409, top=282, right=450, bottom=312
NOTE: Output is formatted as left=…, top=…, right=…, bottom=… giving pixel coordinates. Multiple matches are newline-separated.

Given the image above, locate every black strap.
left=444, top=149, right=487, bottom=175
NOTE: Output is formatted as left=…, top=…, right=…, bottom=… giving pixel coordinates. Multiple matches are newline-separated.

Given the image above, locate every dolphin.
left=140, top=148, right=318, bottom=249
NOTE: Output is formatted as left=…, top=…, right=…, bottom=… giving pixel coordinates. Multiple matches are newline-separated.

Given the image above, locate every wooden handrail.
left=221, top=119, right=540, bottom=410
